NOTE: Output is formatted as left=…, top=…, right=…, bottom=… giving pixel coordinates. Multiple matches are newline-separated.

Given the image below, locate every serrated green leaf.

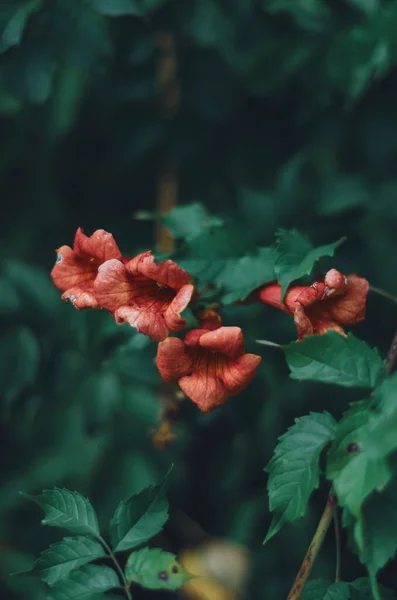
left=327, top=376, right=397, bottom=514
left=47, top=564, right=120, bottom=600
left=109, top=470, right=170, bottom=552
left=0, top=0, right=42, bottom=53
left=264, top=412, right=337, bottom=543
left=215, top=246, right=277, bottom=304
left=125, top=548, right=192, bottom=590
left=33, top=536, right=106, bottom=586
left=24, top=488, right=100, bottom=537
left=300, top=579, right=350, bottom=600
left=163, top=202, right=223, bottom=242
left=284, top=332, right=386, bottom=389
left=275, top=228, right=345, bottom=298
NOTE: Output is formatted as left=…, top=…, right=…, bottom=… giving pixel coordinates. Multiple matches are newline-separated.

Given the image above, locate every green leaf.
left=47, top=565, right=120, bottom=600
left=125, top=548, right=192, bottom=590
left=0, top=0, right=42, bottom=53
left=109, top=470, right=170, bottom=552
left=24, top=488, right=100, bottom=537
left=274, top=228, right=345, bottom=298
left=300, top=579, right=350, bottom=600
left=33, top=536, right=106, bottom=586
left=264, top=412, right=337, bottom=543
left=354, top=478, right=397, bottom=579
left=327, top=376, right=397, bottom=515
left=163, top=202, right=223, bottom=242
left=284, top=332, right=386, bottom=389
left=215, top=246, right=277, bottom=304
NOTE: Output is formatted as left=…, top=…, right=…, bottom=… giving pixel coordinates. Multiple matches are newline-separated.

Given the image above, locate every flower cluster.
left=51, top=228, right=262, bottom=412
left=51, top=229, right=369, bottom=412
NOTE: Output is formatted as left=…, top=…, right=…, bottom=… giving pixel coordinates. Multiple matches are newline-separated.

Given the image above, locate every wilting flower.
left=257, top=269, right=369, bottom=339
left=156, top=321, right=262, bottom=413
left=94, top=251, right=194, bottom=341
left=51, top=227, right=122, bottom=309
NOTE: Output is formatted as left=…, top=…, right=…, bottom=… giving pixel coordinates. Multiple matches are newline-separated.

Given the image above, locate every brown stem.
left=286, top=493, right=337, bottom=600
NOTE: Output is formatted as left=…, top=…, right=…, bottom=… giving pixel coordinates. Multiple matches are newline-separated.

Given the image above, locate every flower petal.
left=95, top=259, right=132, bottom=312
left=61, top=285, right=98, bottom=309
left=51, top=245, right=97, bottom=292
left=115, top=305, right=169, bottom=341
left=220, top=354, right=262, bottom=394
left=126, top=251, right=191, bottom=289
left=179, top=357, right=229, bottom=413
left=156, top=337, right=193, bottom=382
left=311, top=318, right=346, bottom=337
left=164, top=284, right=194, bottom=332
left=294, top=305, right=314, bottom=339
left=325, top=275, right=369, bottom=325
left=198, top=326, right=245, bottom=359
left=74, top=227, right=122, bottom=262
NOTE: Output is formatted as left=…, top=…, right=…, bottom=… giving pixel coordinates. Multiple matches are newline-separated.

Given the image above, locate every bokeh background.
left=2, top=1, right=397, bottom=599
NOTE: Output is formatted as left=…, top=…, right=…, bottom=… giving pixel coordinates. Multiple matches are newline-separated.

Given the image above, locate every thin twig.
left=370, top=286, right=397, bottom=305
left=333, top=509, right=341, bottom=583
left=286, top=492, right=337, bottom=600
left=100, top=537, right=132, bottom=600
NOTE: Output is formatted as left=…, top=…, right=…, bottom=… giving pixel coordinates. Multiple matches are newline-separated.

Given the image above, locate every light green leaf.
left=24, top=488, right=100, bottom=537
left=125, top=548, right=192, bottom=590
left=163, top=202, right=223, bottom=242
left=274, top=228, right=345, bottom=298
left=327, top=376, right=397, bottom=515
left=47, top=565, right=120, bottom=600
left=33, top=536, right=106, bottom=586
left=284, top=331, right=386, bottom=389
left=215, top=247, right=277, bottom=304
left=109, top=470, right=170, bottom=552
left=0, top=0, right=42, bottom=53
left=300, top=579, right=350, bottom=600
left=264, top=412, right=337, bottom=543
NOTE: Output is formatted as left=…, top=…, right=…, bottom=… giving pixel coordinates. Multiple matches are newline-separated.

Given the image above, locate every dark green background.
left=2, top=1, right=397, bottom=598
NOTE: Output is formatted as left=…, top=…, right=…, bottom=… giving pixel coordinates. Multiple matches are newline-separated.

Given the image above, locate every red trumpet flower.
left=94, top=251, right=194, bottom=341
left=258, top=269, right=369, bottom=339
left=51, top=228, right=122, bottom=309
left=156, top=321, right=262, bottom=413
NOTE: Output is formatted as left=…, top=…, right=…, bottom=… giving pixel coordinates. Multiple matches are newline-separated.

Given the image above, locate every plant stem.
left=333, top=509, right=341, bottom=583
left=370, top=286, right=397, bottom=305
left=286, top=492, right=337, bottom=600
left=99, top=537, right=132, bottom=600
left=256, top=339, right=281, bottom=348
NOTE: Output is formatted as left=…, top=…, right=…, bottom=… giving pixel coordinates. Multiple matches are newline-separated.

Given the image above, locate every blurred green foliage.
left=3, top=0, right=397, bottom=598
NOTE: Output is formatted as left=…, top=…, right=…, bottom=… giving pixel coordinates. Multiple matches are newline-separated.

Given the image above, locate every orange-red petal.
left=198, top=326, right=245, bottom=359
left=126, top=251, right=191, bottom=289
left=220, top=353, right=262, bottom=394
left=156, top=337, right=193, bottom=382
left=325, top=275, right=369, bottom=325
left=94, top=259, right=132, bottom=312
left=115, top=305, right=169, bottom=341
left=73, top=227, right=122, bottom=263
left=164, top=284, right=194, bottom=332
